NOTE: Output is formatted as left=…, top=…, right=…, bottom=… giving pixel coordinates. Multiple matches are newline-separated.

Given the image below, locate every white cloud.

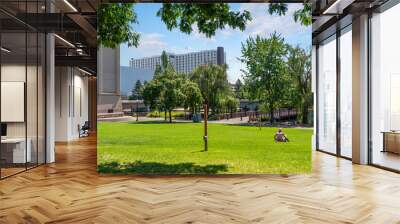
left=133, top=32, right=167, bottom=57
left=218, top=3, right=309, bottom=40
left=240, top=4, right=309, bottom=38
left=226, top=55, right=245, bottom=83
left=130, top=32, right=195, bottom=58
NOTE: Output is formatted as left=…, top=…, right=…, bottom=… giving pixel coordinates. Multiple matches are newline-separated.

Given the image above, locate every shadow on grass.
left=98, top=161, right=228, bottom=174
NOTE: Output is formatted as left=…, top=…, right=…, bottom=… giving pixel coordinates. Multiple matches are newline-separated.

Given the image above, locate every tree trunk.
left=169, top=110, right=172, bottom=123
left=278, top=108, right=281, bottom=121
left=269, top=107, right=274, bottom=124
left=204, top=104, right=208, bottom=151
left=164, top=111, right=167, bottom=121
left=302, top=104, right=308, bottom=124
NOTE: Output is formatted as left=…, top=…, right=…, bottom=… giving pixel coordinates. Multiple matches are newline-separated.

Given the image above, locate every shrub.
left=146, top=111, right=185, bottom=118
left=171, top=111, right=185, bottom=118
left=147, top=111, right=161, bottom=118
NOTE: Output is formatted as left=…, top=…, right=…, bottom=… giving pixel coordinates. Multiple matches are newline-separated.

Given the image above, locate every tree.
left=159, top=69, right=185, bottom=123
left=240, top=32, right=289, bottom=123
left=97, top=3, right=310, bottom=48
left=190, top=64, right=230, bottom=114
left=183, top=81, right=203, bottom=114
left=225, top=96, right=239, bottom=117
left=130, top=80, right=143, bottom=100
left=190, top=64, right=230, bottom=152
left=157, top=3, right=251, bottom=38
left=98, top=3, right=140, bottom=48
left=142, top=52, right=186, bottom=123
left=287, top=46, right=312, bottom=124
left=234, top=79, right=244, bottom=99
left=142, top=80, right=161, bottom=111
left=268, top=3, right=312, bottom=26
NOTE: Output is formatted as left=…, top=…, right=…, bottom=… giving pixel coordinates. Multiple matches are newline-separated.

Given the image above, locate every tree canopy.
left=157, top=3, right=251, bottom=38
left=129, top=80, right=143, bottom=100
left=183, top=81, right=204, bottom=114
left=268, top=3, right=312, bottom=26
left=287, top=45, right=312, bottom=124
left=190, top=64, right=230, bottom=114
left=97, top=3, right=311, bottom=48
left=240, top=32, right=289, bottom=122
left=142, top=51, right=204, bottom=122
left=98, top=3, right=140, bottom=48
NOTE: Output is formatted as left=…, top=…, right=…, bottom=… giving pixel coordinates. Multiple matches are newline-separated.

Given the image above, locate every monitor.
left=1, top=123, right=7, bottom=137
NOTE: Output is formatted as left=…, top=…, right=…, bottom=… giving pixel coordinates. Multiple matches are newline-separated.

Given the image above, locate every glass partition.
left=370, top=4, right=400, bottom=171
left=317, top=35, right=337, bottom=154
left=38, top=32, right=45, bottom=165
left=1, top=31, right=28, bottom=177
left=0, top=2, right=46, bottom=179
left=27, top=31, right=38, bottom=169
left=339, top=27, right=352, bottom=158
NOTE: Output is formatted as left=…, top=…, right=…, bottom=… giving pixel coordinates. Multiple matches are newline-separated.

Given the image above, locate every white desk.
left=1, top=138, right=31, bottom=163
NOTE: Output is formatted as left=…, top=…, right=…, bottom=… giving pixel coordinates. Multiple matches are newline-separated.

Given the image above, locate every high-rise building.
left=129, top=47, right=226, bottom=74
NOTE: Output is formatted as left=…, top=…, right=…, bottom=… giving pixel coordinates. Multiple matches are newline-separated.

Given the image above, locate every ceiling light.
left=78, top=67, right=92, bottom=76
left=323, top=0, right=355, bottom=15
left=63, top=0, right=78, bottom=12
left=1, top=47, right=11, bottom=53
left=54, top=34, right=75, bottom=48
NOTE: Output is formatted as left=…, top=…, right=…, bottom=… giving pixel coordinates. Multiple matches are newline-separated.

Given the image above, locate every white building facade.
left=129, top=47, right=226, bottom=74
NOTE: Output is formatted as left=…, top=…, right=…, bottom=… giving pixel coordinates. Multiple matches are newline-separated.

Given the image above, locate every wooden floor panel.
left=1, top=136, right=400, bottom=223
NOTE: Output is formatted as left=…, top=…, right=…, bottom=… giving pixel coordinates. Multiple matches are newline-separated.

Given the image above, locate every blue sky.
left=120, top=3, right=311, bottom=82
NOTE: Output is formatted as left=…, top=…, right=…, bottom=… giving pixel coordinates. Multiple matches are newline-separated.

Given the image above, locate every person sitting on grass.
left=274, top=128, right=289, bottom=142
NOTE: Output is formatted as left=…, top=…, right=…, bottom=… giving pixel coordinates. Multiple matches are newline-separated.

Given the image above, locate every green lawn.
left=97, top=121, right=312, bottom=174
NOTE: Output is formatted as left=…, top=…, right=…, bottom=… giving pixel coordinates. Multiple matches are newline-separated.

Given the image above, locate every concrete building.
left=129, top=47, right=226, bottom=74
left=120, top=66, right=154, bottom=96
left=97, top=47, right=122, bottom=115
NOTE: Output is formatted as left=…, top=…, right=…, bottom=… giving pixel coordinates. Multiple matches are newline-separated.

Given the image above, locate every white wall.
left=55, top=67, right=89, bottom=141
left=1, top=65, right=29, bottom=138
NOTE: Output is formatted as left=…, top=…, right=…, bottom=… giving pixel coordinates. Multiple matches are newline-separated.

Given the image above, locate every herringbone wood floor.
left=1, top=136, right=400, bottom=224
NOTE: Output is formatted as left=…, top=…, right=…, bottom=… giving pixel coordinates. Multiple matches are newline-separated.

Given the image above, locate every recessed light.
left=63, top=0, right=78, bottom=12
left=78, top=67, right=92, bottom=76
left=54, top=34, right=75, bottom=48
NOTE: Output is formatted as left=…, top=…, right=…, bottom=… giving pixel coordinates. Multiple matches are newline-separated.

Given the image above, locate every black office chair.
left=79, top=121, right=90, bottom=138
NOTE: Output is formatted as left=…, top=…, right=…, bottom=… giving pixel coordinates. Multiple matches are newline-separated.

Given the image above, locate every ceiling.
left=312, top=0, right=390, bottom=43
left=0, top=0, right=98, bottom=74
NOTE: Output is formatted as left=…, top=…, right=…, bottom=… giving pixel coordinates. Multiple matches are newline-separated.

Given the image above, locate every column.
left=352, top=14, right=369, bottom=164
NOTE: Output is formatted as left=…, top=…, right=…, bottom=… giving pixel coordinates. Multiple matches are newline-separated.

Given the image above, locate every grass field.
left=97, top=121, right=312, bottom=174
